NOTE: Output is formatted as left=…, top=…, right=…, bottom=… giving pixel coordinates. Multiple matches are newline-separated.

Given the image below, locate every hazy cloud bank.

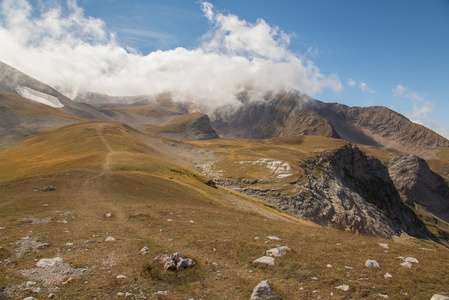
left=0, top=0, right=342, bottom=110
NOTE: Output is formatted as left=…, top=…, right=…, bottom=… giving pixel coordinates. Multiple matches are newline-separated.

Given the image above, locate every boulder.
left=266, top=246, right=291, bottom=257
left=152, top=252, right=195, bottom=271
left=364, top=259, right=380, bottom=268
left=253, top=256, right=275, bottom=266
left=250, top=280, right=276, bottom=299
left=36, top=257, right=63, bottom=268
left=336, top=284, right=350, bottom=292
left=431, top=295, right=449, bottom=300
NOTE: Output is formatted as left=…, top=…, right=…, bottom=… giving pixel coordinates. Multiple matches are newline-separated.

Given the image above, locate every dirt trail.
left=96, top=126, right=113, bottom=173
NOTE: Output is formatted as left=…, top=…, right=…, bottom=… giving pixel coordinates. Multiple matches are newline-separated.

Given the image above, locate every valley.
left=0, top=61, right=448, bottom=299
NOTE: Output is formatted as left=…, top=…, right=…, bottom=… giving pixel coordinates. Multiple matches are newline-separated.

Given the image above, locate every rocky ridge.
left=388, top=155, right=449, bottom=223
left=211, top=91, right=449, bottom=155
left=220, top=145, right=432, bottom=239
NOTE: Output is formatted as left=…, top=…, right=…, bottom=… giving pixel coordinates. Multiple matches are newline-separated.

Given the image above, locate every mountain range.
left=1, top=60, right=449, bottom=299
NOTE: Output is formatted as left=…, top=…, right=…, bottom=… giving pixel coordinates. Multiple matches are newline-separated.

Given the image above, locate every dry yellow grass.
left=0, top=122, right=448, bottom=299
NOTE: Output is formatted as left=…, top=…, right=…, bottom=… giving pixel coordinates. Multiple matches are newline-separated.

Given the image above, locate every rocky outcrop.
left=388, top=155, right=449, bottom=222
left=190, top=114, right=219, bottom=140
left=230, top=145, right=431, bottom=239
left=147, top=112, right=219, bottom=141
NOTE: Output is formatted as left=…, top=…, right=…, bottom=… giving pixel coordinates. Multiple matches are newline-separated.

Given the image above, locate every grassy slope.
left=0, top=122, right=448, bottom=299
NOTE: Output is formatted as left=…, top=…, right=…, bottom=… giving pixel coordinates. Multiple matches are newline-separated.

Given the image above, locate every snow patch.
left=15, top=85, right=64, bottom=108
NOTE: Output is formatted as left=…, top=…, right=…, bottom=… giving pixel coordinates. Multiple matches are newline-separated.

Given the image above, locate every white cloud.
left=393, top=84, right=423, bottom=101
left=347, top=79, right=356, bottom=87
left=0, top=0, right=342, bottom=111
left=359, top=81, right=375, bottom=94
left=395, top=84, right=449, bottom=139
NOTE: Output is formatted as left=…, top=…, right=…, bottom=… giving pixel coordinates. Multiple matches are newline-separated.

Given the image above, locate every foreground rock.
left=253, top=256, right=275, bottom=266
left=431, top=295, right=449, bottom=300
left=266, top=246, right=291, bottom=257
left=250, top=280, right=276, bottom=300
left=152, top=252, right=195, bottom=271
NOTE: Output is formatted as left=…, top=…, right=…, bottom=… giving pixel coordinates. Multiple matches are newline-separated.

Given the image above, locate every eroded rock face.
left=388, top=155, right=449, bottom=222
left=231, top=145, right=430, bottom=239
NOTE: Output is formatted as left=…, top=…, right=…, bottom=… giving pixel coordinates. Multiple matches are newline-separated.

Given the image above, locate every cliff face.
left=388, top=155, right=449, bottom=222
left=228, top=145, right=431, bottom=239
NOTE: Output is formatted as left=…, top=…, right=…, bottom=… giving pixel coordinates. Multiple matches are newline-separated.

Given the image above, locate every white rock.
left=0, top=227, right=6, bottom=230
left=105, top=236, right=115, bottom=242
left=400, top=261, right=413, bottom=268
left=266, top=246, right=291, bottom=257
left=250, top=280, right=276, bottom=300
left=378, top=243, right=389, bottom=249
left=65, top=242, right=74, bottom=246
left=267, top=236, right=281, bottom=240
left=378, top=294, right=389, bottom=298
left=383, top=272, right=393, bottom=278
left=23, top=297, right=37, bottom=300
left=364, top=259, right=380, bottom=268
left=253, top=256, right=275, bottom=266
left=25, top=281, right=37, bottom=288
left=125, top=292, right=134, bottom=297
left=117, top=292, right=125, bottom=296
left=404, top=257, right=419, bottom=264
left=431, top=295, right=449, bottom=300
left=167, top=219, right=173, bottom=222
left=336, top=284, right=350, bottom=292
left=327, top=264, right=333, bottom=268
left=140, top=246, right=149, bottom=254
left=48, top=293, right=55, bottom=299
left=154, top=291, right=168, bottom=296
left=36, top=257, right=63, bottom=267
left=105, top=213, right=114, bottom=217
left=116, top=274, right=127, bottom=279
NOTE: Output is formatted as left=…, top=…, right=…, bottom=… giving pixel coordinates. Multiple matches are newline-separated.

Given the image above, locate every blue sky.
left=1, top=0, right=449, bottom=137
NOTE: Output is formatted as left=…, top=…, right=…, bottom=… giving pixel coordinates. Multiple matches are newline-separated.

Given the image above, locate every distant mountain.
left=0, top=61, right=116, bottom=122
left=212, top=91, right=449, bottom=156
left=0, top=61, right=219, bottom=143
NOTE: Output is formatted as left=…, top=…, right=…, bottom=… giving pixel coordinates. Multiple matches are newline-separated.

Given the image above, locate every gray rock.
left=36, top=257, right=63, bottom=267
left=250, top=280, right=276, bottom=299
left=253, top=256, right=275, bottom=266
left=404, top=257, right=419, bottom=264
left=336, top=284, right=350, bottom=291
left=152, top=252, right=195, bottom=271
left=431, top=295, right=449, bottom=300
left=400, top=261, right=413, bottom=268
left=42, top=185, right=56, bottom=191
left=364, top=259, right=380, bottom=268
left=266, top=246, right=291, bottom=257
left=140, top=246, right=149, bottom=254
